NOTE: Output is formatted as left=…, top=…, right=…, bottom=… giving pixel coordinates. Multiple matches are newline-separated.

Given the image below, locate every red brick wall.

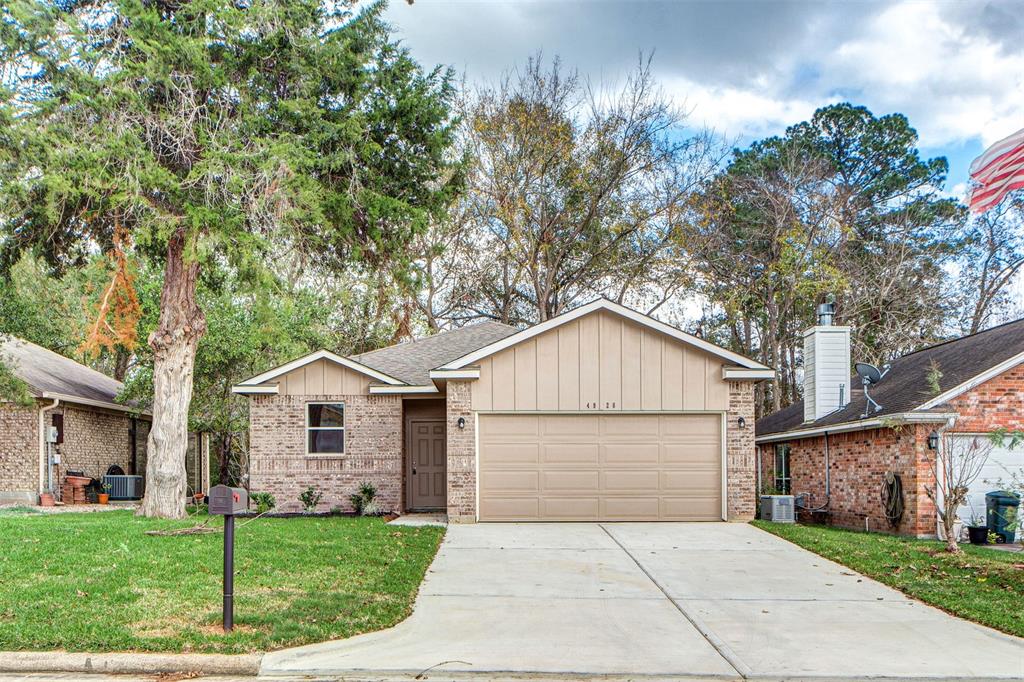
left=248, top=394, right=403, bottom=513
left=0, top=403, right=38, bottom=499
left=759, top=425, right=937, bottom=537
left=944, top=364, right=1024, bottom=433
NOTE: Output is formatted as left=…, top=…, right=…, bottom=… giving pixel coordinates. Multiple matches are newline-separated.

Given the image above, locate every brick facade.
left=726, top=381, right=757, bottom=521
left=0, top=403, right=39, bottom=500
left=944, top=364, right=1024, bottom=433
left=445, top=381, right=476, bottom=523
left=59, top=406, right=133, bottom=482
left=759, top=426, right=936, bottom=536
left=248, top=394, right=403, bottom=513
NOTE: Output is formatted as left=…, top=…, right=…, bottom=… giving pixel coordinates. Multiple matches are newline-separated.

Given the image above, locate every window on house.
left=774, top=444, right=791, bottom=494
left=307, top=403, right=345, bottom=455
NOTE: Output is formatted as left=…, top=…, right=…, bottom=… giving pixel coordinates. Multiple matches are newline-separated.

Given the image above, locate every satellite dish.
left=855, top=362, right=891, bottom=417
left=855, top=362, right=883, bottom=385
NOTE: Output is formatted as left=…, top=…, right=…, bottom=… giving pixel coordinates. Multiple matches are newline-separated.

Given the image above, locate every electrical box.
left=760, top=495, right=795, bottom=523
left=208, top=485, right=248, bottom=515
left=45, top=426, right=59, bottom=443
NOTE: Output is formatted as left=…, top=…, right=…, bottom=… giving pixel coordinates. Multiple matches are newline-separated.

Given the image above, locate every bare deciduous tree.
left=925, top=432, right=995, bottom=553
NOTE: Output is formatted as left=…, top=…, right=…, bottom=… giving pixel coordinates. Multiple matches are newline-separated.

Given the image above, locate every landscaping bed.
left=753, top=521, right=1024, bottom=638
left=0, top=510, right=444, bottom=654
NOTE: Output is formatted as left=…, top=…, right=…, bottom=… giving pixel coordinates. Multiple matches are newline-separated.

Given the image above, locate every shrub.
left=249, top=491, right=276, bottom=514
left=348, top=481, right=379, bottom=516
left=298, top=486, right=323, bottom=513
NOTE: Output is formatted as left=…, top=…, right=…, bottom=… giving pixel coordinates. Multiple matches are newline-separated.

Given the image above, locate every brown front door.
left=409, top=420, right=446, bottom=510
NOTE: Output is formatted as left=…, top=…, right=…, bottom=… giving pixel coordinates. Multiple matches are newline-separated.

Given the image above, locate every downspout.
left=38, top=397, right=60, bottom=497
left=824, top=431, right=831, bottom=498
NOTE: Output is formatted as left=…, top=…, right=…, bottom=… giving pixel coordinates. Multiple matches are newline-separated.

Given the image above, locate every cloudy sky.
left=383, top=0, right=1024, bottom=195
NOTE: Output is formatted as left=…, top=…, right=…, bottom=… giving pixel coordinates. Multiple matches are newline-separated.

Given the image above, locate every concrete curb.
left=0, top=651, right=262, bottom=676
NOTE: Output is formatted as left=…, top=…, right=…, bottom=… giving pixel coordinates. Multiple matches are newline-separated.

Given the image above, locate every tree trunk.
left=138, top=230, right=206, bottom=519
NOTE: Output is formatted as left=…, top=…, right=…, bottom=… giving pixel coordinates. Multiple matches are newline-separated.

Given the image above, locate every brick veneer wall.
left=248, top=394, right=403, bottom=513
left=944, top=364, right=1024, bottom=433
left=0, top=403, right=38, bottom=497
left=60, top=406, right=132, bottom=483
left=727, top=381, right=757, bottom=521
left=446, top=381, right=476, bottom=523
left=759, top=425, right=937, bottom=537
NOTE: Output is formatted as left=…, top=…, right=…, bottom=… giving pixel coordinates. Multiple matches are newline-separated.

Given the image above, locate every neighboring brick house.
left=234, top=299, right=774, bottom=520
left=0, top=336, right=150, bottom=505
left=756, top=310, right=1024, bottom=538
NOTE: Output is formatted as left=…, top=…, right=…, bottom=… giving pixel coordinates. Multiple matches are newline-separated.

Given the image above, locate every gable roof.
left=438, top=298, right=772, bottom=371
left=234, top=320, right=519, bottom=391
left=354, top=321, right=518, bottom=386
left=0, top=335, right=135, bottom=411
left=756, top=317, right=1024, bottom=440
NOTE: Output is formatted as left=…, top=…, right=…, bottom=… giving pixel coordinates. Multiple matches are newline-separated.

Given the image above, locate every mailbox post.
left=208, top=485, right=248, bottom=632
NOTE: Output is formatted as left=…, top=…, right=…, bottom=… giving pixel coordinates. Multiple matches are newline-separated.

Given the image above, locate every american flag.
left=969, top=127, right=1024, bottom=214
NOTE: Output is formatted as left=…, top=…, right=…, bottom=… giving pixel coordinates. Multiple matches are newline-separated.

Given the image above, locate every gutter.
left=38, top=397, right=60, bottom=495
left=755, top=412, right=959, bottom=444
left=40, top=392, right=151, bottom=417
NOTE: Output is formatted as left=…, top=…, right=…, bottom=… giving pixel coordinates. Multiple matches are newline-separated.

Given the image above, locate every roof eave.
left=40, top=392, right=152, bottom=417
left=755, top=411, right=959, bottom=443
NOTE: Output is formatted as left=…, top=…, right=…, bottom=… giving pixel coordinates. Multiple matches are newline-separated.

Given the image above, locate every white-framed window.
left=774, top=443, right=791, bottom=495
left=306, top=402, right=345, bottom=455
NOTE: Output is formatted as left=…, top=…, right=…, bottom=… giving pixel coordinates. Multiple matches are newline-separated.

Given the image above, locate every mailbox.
left=208, top=485, right=248, bottom=515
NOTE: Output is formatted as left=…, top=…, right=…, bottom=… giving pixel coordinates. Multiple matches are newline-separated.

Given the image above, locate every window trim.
left=306, top=402, right=346, bottom=457
left=774, top=443, right=791, bottom=495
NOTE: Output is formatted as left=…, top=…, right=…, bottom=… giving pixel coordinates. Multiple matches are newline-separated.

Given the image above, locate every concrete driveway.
left=261, top=523, right=1024, bottom=680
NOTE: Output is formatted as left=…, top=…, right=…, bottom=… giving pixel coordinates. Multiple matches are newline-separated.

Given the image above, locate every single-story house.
left=755, top=308, right=1024, bottom=538
left=0, top=336, right=150, bottom=504
left=233, top=298, right=775, bottom=521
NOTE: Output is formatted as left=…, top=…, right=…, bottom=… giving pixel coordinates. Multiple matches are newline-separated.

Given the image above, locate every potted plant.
left=966, top=513, right=988, bottom=545
left=98, top=483, right=111, bottom=505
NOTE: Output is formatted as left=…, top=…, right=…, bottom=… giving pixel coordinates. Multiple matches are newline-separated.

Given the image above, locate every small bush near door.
left=249, top=491, right=276, bottom=514
left=299, top=486, right=323, bottom=512
left=349, top=482, right=381, bottom=516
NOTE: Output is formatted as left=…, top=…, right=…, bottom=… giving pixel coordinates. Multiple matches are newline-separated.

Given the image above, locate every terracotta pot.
left=39, top=492, right=55, bottom=507
left=98, top=493, right=110, bottom=505
left=65, top=476, right=91, bottom=486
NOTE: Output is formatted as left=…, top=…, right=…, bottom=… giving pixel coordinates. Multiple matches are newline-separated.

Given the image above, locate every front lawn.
left=753, top=521, right=1024, bottom=638
left=0, top=510, right=444, bottom=653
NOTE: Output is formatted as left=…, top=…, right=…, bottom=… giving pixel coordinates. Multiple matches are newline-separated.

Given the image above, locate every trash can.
left=986, top=491, right=1020, bottom=544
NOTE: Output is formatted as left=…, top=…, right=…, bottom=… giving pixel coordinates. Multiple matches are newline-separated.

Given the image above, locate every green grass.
left=0, top=511, right=444, bottom=654
left=753, top=521, right=1024, bottom=638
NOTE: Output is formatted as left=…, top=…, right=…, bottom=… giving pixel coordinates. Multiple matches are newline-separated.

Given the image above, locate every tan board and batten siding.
left=271, top=359, right=371, bottom=395
left=471, top=311, right=728, bottom=411
left=474, top=311, right=728, bottom=521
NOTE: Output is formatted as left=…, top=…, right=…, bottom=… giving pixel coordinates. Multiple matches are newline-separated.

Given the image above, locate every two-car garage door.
left=478, top=413, right=723, bottom=521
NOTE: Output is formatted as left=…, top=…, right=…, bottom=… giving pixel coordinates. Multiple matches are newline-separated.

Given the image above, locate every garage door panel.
left=603, top=469, right=660, bottom=491
left=603, top=497, right=660, bottom=519
left=662, top=469, right=720, bottom=492
left=661, top=414, right=720, bottom=436
left=485, top=442, right=540, bottom=464
left=481, top=497, right=540, bottom=519
left=540, top=415, right=600, bottom=437
left=542, top=497, right=600, bottom=519
left=542, top=443, right=599, bottom=464
left=542, top=470, right=600, bottom=492
left=482, top=470, right=539, bottom=493
left=481, top=414, right=540, bottom=437
left=479, top=413, right=722, bottom=522
left=662, top=496, right=721, bottom=520
left=602, top=442, right=660, bottom=464
left=663, top=442, right=720, bottom=464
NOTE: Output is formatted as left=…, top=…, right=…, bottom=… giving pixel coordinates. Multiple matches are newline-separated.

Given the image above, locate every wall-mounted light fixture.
left=737, top=417, right=746, bottom=429
left=457, top=417, right=466, bottom=430
left=927, top=430, right=939, bottom=450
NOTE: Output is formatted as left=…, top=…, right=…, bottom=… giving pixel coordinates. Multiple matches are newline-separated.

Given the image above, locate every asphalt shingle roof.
left=756, top=317, right=1024, bottom=437
left=0, top=335, right=125, bottom=405
left=354, top=321, right=520, bottom=385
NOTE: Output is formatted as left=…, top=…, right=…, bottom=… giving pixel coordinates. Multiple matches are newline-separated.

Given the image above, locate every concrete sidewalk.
left=261, top=522, right=1024, bottom=680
